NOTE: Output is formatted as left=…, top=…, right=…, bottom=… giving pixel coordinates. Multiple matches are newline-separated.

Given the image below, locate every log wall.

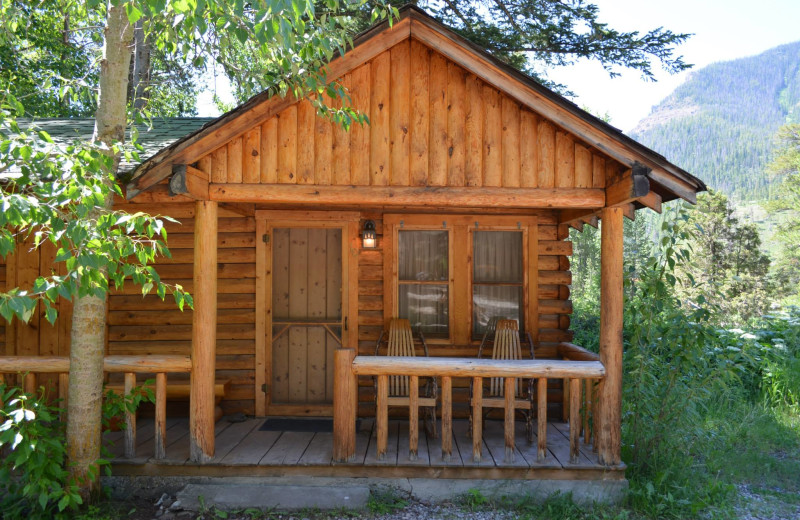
left=4, top=204, right=573, bottom=418
left=106, top=201, right=257, bottom=415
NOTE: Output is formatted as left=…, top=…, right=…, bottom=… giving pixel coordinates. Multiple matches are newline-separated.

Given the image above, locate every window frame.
left=383, top=214, right=538, bottom=345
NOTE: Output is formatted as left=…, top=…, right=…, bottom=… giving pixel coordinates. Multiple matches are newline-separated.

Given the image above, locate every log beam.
left=605, top=166, right=650, bottom=207
left=169, top=165, right=209, bottom=200
left=210, top=184, right=605, bottom=209
left=639, top=190, right=662, bottom=213
left=597, top=206, right=623, bottom=466
left=189, top=200, right=218, bottom=463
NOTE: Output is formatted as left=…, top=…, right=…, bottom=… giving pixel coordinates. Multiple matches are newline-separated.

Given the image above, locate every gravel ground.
left=125, top=494, right=522, bottom=520
left=733, top=484, right=800, bottom=520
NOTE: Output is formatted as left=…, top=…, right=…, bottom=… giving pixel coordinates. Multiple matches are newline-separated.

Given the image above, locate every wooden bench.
left=106, top=379, right=231, bottom=421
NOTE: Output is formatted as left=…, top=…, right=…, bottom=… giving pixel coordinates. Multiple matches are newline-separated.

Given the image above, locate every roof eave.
left=127, top=4, right=706, bottom=203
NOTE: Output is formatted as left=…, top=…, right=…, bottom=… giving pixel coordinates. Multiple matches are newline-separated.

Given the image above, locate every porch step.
left=176, top=478, right=371, bottom=511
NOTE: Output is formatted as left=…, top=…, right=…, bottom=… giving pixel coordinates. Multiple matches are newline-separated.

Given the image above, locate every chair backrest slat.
left=387, top=319, right=414, bottom=397
left=489, top=326, right=522, bottom=397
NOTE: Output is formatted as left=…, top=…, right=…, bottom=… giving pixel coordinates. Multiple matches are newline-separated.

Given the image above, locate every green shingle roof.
left=16, top=117, right=214, bottom=175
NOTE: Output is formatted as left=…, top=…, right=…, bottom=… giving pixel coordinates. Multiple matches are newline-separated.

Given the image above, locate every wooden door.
left=256, top=212, right=359, bottom=416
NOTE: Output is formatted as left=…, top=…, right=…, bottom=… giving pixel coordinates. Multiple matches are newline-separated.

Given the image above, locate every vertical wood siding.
left=195, top=40, right=620, bottom=190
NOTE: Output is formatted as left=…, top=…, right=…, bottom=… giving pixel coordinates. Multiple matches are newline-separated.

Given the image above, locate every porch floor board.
left=106, top=417, right=619, bottom=475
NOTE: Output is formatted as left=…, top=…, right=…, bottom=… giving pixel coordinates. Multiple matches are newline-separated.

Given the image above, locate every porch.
left=106, top=416, right=624, bottom=481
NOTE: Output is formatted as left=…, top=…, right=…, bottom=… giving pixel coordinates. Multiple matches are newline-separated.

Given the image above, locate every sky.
left=197, top=1, right=800, bottom=133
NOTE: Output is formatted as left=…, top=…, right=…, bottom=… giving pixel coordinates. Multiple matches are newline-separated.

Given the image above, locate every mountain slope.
left=630, top=41, right=800, bottom=200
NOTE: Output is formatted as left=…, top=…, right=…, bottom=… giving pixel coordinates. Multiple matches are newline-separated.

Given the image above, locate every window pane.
left=398, top=230, right=448, bottom=281
left=473, top=231, right=523, bottom=283
left=398, top=284, right=449, bottom=337
left=472, top=285, right=523, bottom=336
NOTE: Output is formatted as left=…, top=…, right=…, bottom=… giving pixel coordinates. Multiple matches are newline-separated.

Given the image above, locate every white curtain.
left=472, top=231, right=523, bottom=336
left=398, top=230, right=449, bottom=336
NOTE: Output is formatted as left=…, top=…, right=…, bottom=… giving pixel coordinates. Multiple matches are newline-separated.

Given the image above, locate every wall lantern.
left=362, top=220, right=377, bottom=249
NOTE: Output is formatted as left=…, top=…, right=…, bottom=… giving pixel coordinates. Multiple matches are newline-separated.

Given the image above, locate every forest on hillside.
left=632, top=41, right=800, bottom=201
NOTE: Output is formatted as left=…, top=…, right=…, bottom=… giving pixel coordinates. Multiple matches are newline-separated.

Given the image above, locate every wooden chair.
left=375, top=318, right=438, bottom=439
left=470, top=319, right=536, bottom=442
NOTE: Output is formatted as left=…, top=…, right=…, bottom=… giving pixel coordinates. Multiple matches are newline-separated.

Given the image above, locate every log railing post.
left=23, top=372, right=36, bottom=395
left=598, top=206, right=624, bottom=465
left=569, top=377, right=581, bottom=463
left=408, top=375, right=419, bottom=460
left=583, top=379, right=592, bottom=445
left=333, top=348, right=357, bottom=462
left=58, top=373, right=69, bottom=418
left=190, top=200, right=218, bottom=463
left=472, top=376, right=482, bottom=462
left=592, top=379, right=599, bottom=453
left=376, top=375, right=388, bottom=461
left=504, top=377, right=515, bottom=463
left=537, top=377, right=547, bottom=461
left=441, top=376, right=452, bottom=461
left=123, top=372, right=136, bottom=459
left=154, top=372, right=167, bottom=460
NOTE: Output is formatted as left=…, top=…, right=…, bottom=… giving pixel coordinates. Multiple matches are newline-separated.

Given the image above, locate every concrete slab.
left=176, top=478, right=371, bottom=511
left=106, top=474, right=628, bottom=511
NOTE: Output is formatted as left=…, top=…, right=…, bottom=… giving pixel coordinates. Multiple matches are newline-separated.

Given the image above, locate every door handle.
left=344, top=316, right=348, bottom=331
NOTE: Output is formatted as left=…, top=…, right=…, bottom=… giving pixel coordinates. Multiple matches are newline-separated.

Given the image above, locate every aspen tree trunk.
left=131, top=18, right=151, bottom=112
left=66, top=3, right=133, bottom=498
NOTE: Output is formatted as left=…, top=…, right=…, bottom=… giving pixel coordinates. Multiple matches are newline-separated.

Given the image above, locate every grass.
left=366, top=488, right=408, bottom=515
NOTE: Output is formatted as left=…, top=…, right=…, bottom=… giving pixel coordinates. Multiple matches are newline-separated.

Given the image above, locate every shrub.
left=0, top=379, right=154, bottom=519
left=0, top=384, right=83, bottom=519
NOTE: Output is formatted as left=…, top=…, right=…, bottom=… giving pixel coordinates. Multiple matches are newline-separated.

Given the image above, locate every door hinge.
left=261, top=383, right=269, bottom=394
left=262, top=233, right=270, bottom=244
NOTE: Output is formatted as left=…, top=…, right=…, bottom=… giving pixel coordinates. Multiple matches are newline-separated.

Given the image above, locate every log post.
left=569, top=377, right=581, bottom=463
left=58, top=373, right=69, bottom=416
left=376, top=374, right=388, bottom=461
left=123, top=372, right=136, bottom=459
left=504, top=376, right=515, bottom=463
left=472, top=376, right=482, bottom=462
left=190, top=200, right=218, bottom=463
left=154, top=372, right=167, bottom=459
left=537, top=377, right=547, bottom=461
left=441, top=376, right=452, bottom=461
left=597, top=206, right=623, bottom=465
left=583, top=379, right=592, bottom=445
left=333, top=348, right=357, bottom=462
left=408, top=375, right=419, bottom=460
left=23, top=372, right=36, bottom=395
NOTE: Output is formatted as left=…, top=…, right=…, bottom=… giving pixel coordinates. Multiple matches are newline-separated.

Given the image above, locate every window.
left=397, top=230, right=449, bottom=337
left=472, top=230, right=524, bottom=337
left=384, top=215, right=536, bottom=344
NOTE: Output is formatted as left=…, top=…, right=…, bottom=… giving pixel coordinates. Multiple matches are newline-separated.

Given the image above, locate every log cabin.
left=0, top=6, right=705, bottom=500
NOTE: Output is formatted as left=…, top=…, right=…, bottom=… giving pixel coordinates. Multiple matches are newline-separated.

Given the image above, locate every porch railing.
left=0, top=355, right=191, bottom=460
left=333, top=349, right=606, bottom=464
left=558, top=342, right=602, bottom=448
